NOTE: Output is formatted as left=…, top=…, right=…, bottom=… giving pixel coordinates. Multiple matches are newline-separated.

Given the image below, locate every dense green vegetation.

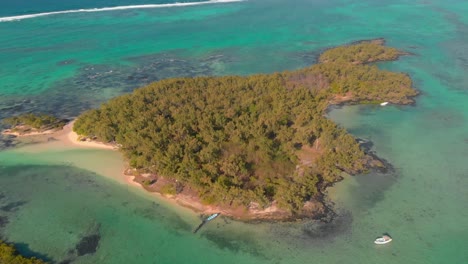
left=319, top=39, right=403, bottom=64
left=286, top=40, right=418, bottom=103
left=74, top=40, right=417, bottom=213
left=3, top=113, right=66, bottom=131
left=0, top=241, right=47, bottom=264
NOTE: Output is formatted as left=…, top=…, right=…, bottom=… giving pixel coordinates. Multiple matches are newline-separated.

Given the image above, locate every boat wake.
left=0, top=0, right=244, bottom=22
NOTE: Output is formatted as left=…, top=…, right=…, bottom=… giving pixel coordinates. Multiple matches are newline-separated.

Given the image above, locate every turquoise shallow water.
left=0, top=0, right=467, bottom=263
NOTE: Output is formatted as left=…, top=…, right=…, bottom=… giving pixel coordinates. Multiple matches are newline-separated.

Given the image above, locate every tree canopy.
left=74, top=40, right=417, bottom=213
left=0, top=241, right=47, bottom=264
left=2, top=113, right=66, bottom=131
left=318, top=39, right=403, bottom=64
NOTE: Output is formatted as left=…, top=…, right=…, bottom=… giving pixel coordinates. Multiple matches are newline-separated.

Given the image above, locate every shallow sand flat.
left=2, top=122, right=208, bottom=219
left=3, top=122, right=125, bottom=182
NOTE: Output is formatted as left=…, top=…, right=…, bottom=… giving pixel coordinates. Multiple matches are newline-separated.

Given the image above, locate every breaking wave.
left=0, top=0, right=244, bottom=22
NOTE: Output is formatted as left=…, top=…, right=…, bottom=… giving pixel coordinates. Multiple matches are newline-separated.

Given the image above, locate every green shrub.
left=3, top=113, right=66, bottom=130
left=0, top=241, right=48, bottom=264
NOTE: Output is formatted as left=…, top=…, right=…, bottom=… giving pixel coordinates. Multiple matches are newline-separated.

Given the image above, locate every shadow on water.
left=188, top=209, right=355, bottom=263
left=352, top=169, right=400, bottom=207
left=131, top=201, right=193, bottom=236
left=13, top=242, right=54, bottom=263
left=202, top=228, right=271, bottom=261
left=265, top=209, right=354, bottom=252
left=301, top=210, right=353, bottom=242
left=0, top=220, right=53, bottom=263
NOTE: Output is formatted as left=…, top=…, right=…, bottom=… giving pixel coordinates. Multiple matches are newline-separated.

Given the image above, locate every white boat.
left=206, top=213, right=220, bottom=221
left=374, top=235, right=392, bottom=244
left=193, top=213, right=220, bottom=233
left=380, top=102, right=389, bottom=106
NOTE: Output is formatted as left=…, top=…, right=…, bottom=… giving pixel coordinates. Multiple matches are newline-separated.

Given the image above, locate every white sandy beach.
left=61, top=121, right=117, bottom=150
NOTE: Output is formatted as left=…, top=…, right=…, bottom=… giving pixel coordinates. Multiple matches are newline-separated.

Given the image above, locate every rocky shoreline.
left=120, top=127, right=396, bottom=222
left=0, top=120, right=402, bottom=223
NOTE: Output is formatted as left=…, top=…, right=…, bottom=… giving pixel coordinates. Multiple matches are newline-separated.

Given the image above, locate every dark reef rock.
left=356, top=138, right=394, bottom=174
left=302, top=209, right=353, bottom=239
left=356, top=137, right=374, bottom=150
left=0, top=136, right=17, bottom=151
left=0, top=215, right=9, bottom=228
left=0, top=201, right=27, bottom=212
left=76, top=234, right=100, bottom=256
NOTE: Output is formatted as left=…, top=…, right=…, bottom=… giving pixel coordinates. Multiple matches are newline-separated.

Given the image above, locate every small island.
left=3, top=40, right=418, bottom=220
left=1, top=113, right=67, bottom=137
left=72, top=39, right=418, bottom=220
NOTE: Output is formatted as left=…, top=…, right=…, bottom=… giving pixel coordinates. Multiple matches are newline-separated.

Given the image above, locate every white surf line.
left=0, top=0, right=245, bottom=22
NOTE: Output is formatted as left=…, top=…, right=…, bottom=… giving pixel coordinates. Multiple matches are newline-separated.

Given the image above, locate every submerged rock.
left=0, top=215, right=9, bottom=228
left=76, top=234, right=100, bottom=256
left=0, top=201, right=27, bottom=212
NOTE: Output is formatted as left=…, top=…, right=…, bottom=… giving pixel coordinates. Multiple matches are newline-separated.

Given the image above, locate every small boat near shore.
left=206, top=213, right=220, bottom=221
left=380, top=102, right=389, bottom=106
left=193, top=213, right=220, bottom=233
left=374, top=235, right=392, bottom=245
